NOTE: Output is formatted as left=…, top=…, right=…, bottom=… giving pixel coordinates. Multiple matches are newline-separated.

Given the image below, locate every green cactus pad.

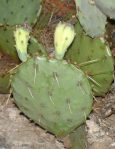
left=0, top=0, right=42, bottom=25
left=0, top=26, right=18, bottom=60
left=0, top=74, right=11, bottom=94
left=65, top=22, right=114, bottom=96
left=67, top=124, right=87, bottom=149
left=75, top=0, right=107, bottom=37
left=11, top=57, right=93, bottom=137
left=0, top=55, right=18, bottom=94
left=95, top=0, right=115, bottom=19
left=0, top=26, right=46, bottom=60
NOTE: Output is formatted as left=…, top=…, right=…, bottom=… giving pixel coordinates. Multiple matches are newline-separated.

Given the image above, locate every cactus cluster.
left=75, top=0, right=115, bottom=37
left=0, top=1, right=114, bottom=146
left=11, top=22, right=93, bottom=137
left=10, top=21, right=114, bottom=138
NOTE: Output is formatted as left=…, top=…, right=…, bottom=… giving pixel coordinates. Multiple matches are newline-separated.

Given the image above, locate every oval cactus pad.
left=11, top=57, right=93, bottom=137
left=65, top=22, right=114, bottom=96
left=75, top=0, right=107, bottom=37
left=0, top=0, right=42, bottom=25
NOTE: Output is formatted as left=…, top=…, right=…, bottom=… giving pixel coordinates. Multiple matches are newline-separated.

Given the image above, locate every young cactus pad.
left=54, top=22, right=75, bottom=60
left=11, top=57, right=93, bottom=137
left=95, top=0, right=115, bottom=19
left=14, top=26, right=30, bottom=62
left=0, top=0, right=42, bottom=25
left=65, top=22, right=114, bottom=96
left=74, top=0, right=107, bottom=37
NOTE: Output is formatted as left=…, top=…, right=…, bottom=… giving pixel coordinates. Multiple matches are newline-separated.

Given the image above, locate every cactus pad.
left=0, top=74, right=11, bottom=94
left=75, top=0, right=107, bottom=37
left=0, top=26, right=18, bottom=60
left=11, top=57, right=93, bottom=137
left=67, top=125, right=87, bottom=149
left=0, top=54, right=18, bottom=93
left=95, top=0, right=115, bottom=19
left=0, top=0, right=42, bottom=25
left=65, top=22, right=114, bottom=96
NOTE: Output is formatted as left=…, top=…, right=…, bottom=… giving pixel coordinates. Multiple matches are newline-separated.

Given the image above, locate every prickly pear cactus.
left=74, top=0, right=107, bottom=37
left=65, top=22, right=114, bottom=96
left=0, top=0, right=42, bottom=25
left=95, top=0, right=115, bottom=19
left=11, top=56, right=93, bottom=137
